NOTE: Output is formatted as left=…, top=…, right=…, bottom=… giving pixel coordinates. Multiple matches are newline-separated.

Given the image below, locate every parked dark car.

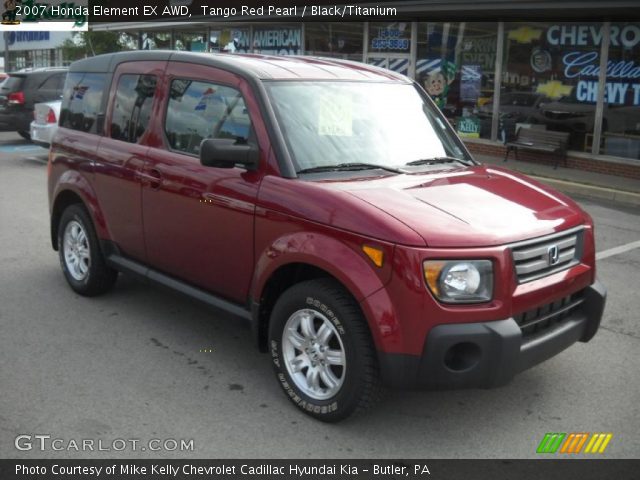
left=477, top=92, right=548, bottom=122
left=48, top=52, right=605, bottom=422
left=0, top=67, right=67, bottom=140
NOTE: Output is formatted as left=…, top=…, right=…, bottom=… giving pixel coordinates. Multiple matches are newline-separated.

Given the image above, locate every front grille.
left=515, top=290, right=585, bottom=338
left=511, top=228, right=583, bottom=283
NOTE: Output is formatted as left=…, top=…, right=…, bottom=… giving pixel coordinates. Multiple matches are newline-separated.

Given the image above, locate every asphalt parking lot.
left=0, top=131, right=638, bottom=459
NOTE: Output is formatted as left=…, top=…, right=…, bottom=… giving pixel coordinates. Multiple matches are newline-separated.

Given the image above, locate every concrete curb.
left=531, top=176, right=640, bottom=208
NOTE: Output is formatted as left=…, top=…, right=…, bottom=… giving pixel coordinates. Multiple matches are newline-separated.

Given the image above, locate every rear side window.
left=1, top=76, right=25, bottom=93
left=164, top=79, right=252, bottom=155
left=39, top=73, right=66, bottom=92
left=60, top=72, right=108, bottom=134
left=110, top=74, right=157, bottom=144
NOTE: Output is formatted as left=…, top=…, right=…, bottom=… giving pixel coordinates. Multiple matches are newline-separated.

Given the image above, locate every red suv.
left=48, top=52, right=606, bottom=421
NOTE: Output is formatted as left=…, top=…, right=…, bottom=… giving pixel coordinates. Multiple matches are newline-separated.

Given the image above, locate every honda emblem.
left=547, top=245, right=560, bottom=266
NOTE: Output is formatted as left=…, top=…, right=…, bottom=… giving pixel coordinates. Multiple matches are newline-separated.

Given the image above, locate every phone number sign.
left=371, top=28, right=410, bottom=51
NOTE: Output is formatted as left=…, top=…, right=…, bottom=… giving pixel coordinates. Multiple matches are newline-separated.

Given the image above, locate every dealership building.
left=11, top=0, right=640, bottom=176
left=0, top=31, right=72, bottom=71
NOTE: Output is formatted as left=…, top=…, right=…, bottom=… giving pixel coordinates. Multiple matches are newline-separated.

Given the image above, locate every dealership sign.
left=506, top=24, right=640, bottom=106
left=456, top=117, right=481, bottom=138
left=546, top=24, right=640, bottom=48
left=7, top=31, right=49, bottom=45
left=546, top=25, right=640, bottom=106
left=252, top=28, right=301, bottom=55
left=3, top=31, right=72, bottom=49
left=562, top=50, right=640, bottom=105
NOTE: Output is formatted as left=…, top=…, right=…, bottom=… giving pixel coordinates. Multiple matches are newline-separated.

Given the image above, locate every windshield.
left=265, top=81, right=471, bottom=173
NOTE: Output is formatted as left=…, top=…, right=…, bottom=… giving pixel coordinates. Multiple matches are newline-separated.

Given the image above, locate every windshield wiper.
left=297, top=162, right=406, bottom=175
left=405, top=156, right=470, bottom=167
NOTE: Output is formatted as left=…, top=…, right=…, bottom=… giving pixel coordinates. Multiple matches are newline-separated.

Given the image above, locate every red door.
left=141, top=62, right=269, bottom=303
left=94, top=61, right=167, bottom=262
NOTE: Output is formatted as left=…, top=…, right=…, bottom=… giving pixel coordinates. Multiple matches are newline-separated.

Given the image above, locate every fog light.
left=443, top=342, right=481, bottom=372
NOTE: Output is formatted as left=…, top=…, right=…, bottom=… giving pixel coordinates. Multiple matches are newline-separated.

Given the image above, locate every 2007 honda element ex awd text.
left=48, top=52, right=606, bottom=421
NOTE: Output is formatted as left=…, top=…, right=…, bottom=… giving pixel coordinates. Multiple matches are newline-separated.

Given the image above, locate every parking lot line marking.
left=596, top=240, right=640, bottom=261
left=25, top=156, right=48, bottom=165
left=0, top=144, right=45, bottom=152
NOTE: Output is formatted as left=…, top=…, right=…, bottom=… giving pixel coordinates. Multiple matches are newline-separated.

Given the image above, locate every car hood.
left=329, top=165, right=587, bottom=247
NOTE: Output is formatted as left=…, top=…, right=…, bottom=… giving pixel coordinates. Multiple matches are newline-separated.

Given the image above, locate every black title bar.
left=2, top=459, right=639, bottom=480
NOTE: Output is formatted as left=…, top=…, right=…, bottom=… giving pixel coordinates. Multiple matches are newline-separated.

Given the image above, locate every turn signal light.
left=423, top=260, right=446, bottom=297
left=362, top=245, right=384, bottom=268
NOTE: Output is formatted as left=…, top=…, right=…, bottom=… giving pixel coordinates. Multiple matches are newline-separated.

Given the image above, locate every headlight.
left=423, top=260, right=493, bottom=304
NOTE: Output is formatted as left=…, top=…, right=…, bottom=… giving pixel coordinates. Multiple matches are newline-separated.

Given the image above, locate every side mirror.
left=199, top=138, right=259, bottom=170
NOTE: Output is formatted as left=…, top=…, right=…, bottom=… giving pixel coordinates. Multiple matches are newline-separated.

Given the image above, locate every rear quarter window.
left=1, top=76, right=25, bottom=93
left=39, top=73, right=66, bottom=92
left=60, top=72, right=109, bottom=134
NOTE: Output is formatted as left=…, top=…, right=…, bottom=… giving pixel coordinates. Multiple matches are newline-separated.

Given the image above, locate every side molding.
left=106, top=253, right=252, bottom=321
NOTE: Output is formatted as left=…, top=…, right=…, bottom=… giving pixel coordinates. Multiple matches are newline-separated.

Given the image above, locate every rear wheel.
left=58, top=204, right=117, bottom=296
left=268, top=278, right=382, bottom=422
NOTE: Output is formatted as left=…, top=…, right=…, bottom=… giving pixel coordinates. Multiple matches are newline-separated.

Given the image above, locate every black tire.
left=268, top=278, right=382, bottom=422
left=57, top=204, right=117, bottom=296
left=18, top=131, right=31, bottom=141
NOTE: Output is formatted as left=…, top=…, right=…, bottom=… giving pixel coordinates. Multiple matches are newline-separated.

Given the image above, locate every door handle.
left=140, top=168, right=162, bottom=189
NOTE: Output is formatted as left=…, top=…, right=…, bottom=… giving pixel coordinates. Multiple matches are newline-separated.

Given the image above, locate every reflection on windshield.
left=265, top=82, right=470, bottom=172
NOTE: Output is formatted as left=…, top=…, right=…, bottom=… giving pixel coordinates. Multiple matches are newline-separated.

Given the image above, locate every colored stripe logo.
left=537, top=433, right=613, bottom=454
left=584, top=433, right=613, bottom=453
left=537, top=433, right=566, bottom=453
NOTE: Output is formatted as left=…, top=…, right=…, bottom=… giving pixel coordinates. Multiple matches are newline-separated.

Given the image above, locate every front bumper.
left=378, top=280, right=606, bottom=389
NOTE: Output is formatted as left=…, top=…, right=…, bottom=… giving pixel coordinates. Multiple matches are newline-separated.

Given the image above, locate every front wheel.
left=58, top=204, right=117, bottom=296
left=268, top=279, right=382, bottom=422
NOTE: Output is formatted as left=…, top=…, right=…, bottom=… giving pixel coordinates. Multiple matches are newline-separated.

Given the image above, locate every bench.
left=504, top=128, right=570, bottom=169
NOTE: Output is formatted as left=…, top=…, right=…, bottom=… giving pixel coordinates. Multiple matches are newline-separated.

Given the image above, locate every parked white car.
left=30, top=100, right=61, bottom=148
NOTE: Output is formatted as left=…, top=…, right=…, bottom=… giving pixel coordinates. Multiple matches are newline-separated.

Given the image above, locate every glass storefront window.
left=77, top=21, right=638, bottom=163
left=174, top=31, right=207, bottom=52
left=210, top=28, right=250, bottom=53
left=305, top=23, right=363, bottom=61
left=417, top=22, right=498, bottom=140
left=601, top=22, right=640, bottom=160
left=369, top=22, right=411, bottom=54
left=252, top=26, right=302, bottom=55
left=9, top=49, right=58, bottom=70
left=500, top=22, right=604, bottom=151
left=367, top=22, right=412, bottom=76
left=209, top=31, right=220, bottom=52
left=120, top=33, right=139, bottom=51
left=142, top=32, right=171, bottom=50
